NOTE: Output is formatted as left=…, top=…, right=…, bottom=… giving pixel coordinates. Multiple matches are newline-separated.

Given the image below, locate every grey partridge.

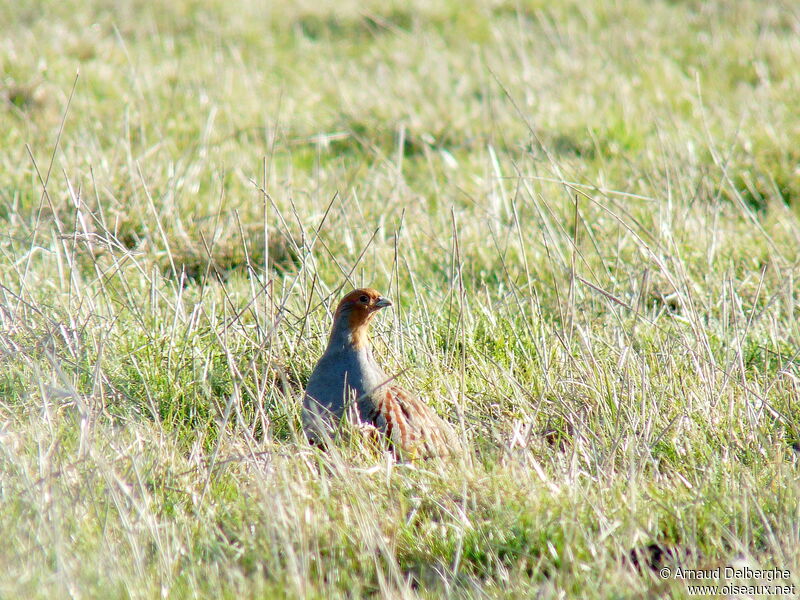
left=302, top=288, right=458, bottom=458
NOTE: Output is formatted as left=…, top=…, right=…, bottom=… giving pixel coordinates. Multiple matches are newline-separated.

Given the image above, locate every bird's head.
left=332, top=288, right=392, bottom=348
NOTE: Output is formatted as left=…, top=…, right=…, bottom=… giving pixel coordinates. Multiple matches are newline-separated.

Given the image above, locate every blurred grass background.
left=1, top=0, right=799, bottom=597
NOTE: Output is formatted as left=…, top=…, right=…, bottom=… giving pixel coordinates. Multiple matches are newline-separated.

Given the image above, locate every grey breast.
left=304, top=346, right=387, bottom=424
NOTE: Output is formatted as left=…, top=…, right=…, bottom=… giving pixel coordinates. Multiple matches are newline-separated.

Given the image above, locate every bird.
left=302, top=288, right=458, bottom=458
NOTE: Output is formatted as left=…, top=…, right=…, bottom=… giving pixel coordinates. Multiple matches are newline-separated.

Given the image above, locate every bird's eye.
left=359, top=295, right=369, bottom=303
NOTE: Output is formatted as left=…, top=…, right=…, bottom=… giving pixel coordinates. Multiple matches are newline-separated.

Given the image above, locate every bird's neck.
left=327, top=313, right=372, bottom=354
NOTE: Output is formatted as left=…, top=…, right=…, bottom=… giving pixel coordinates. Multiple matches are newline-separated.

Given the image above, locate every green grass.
left=2, top=0, right=799, bottom=597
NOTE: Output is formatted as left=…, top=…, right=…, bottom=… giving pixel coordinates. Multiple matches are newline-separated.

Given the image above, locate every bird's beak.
left=374, top=297, right=392, bottom=309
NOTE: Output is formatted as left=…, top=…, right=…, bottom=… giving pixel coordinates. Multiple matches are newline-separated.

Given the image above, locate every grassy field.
left=2, top=0, right=800, bottom=597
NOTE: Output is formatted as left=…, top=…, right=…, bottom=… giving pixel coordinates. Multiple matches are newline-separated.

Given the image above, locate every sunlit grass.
left=1, top=0, right=799, bottom=597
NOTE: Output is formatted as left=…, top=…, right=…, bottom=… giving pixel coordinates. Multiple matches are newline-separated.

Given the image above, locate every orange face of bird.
left=334, top=288, right=392, bottom=347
